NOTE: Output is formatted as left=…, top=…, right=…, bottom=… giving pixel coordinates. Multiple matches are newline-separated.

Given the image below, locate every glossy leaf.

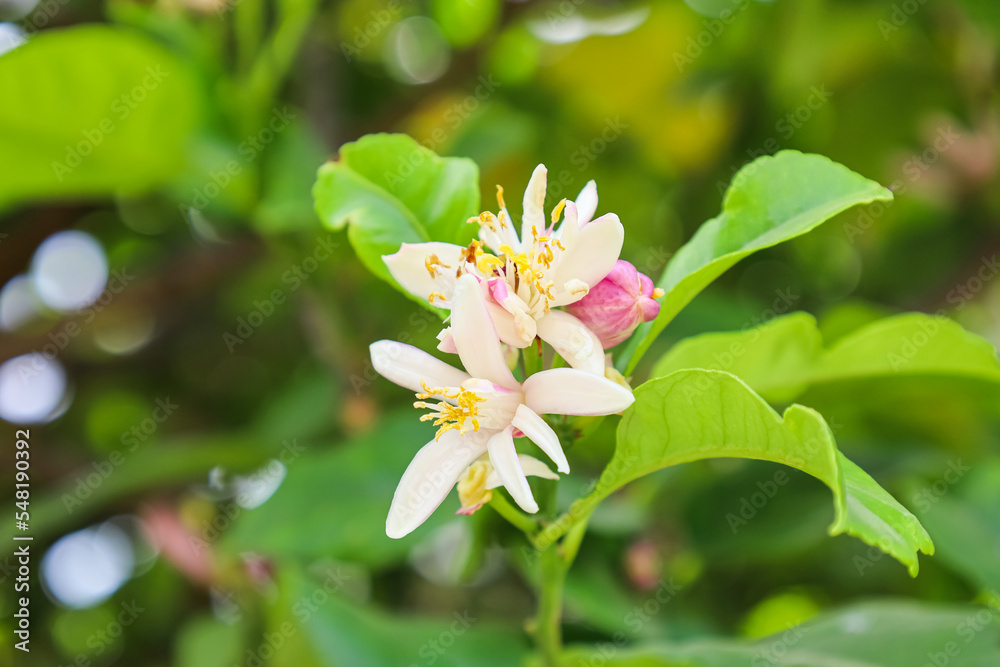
left=570, top=370, right=933, bottom=575
left=0, top=25, right=202, bottom=211
left=620, top=151, right=893, bottom=373
left=312, top=133, right=480, bottom=298
left=651, top=312, right=1000, bottom=403
left=555, top=600, right=1000, bottom=666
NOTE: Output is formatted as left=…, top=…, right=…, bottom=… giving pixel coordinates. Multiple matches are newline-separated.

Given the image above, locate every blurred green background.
left=1, top=0, right=1000, bottom=664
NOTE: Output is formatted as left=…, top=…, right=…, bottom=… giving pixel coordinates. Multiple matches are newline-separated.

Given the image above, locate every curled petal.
left=575, top=180, right=598, bottom=227
left=486, top=454, right=558, bottom=488
left=535, top=310, right=605, bottom=375
left=383, top=242, right=465, bottom=308
left=370, top=340, right=469, bottom=393
left=523, top=368, right=635, bottom=416
left=521, top=164, right=548, bottom=247
left=386, top=431, right=487, bottom=538
left=487, top=427, right=538, bottom=513
left=511, top=404, right=569, bottom=473
left=554, top=213, right=624, bottom=297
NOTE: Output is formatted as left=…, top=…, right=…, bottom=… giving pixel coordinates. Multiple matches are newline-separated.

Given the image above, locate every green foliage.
left=652, top=312, right=1000, bottom=403
left=555, top=600, right=1000, bottom=666
left=0, top=25, right=202, bottom=211
left=575, top=370, right=932, bottom=575
left=266, top=567, right=530, bottom=667
left=620, top=151, right=893, bottom=373
left=312, top=133, right=480, bottom=296
left=221, top=413, right=448, bottom=568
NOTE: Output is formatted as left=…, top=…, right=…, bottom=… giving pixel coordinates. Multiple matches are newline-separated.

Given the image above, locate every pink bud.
left=566, top=260, right=662, bottom=348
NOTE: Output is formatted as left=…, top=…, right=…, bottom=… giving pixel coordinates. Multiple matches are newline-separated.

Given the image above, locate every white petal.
left=575, top=180, right=598, bottom=226
left=370, top=340, right=469, bottom=393
left=535, top=310, right=605, bottom=375
left=512, top=404, right=569, bottom=473
left=386, top=431, right=488, bottom=539
left=554, top=200, right=580, bottom=248
left=486, top=301, right=535, bottom=347
left=383, top=242, right=465, bottom=308
left=554, top=213, right=624, bottom=292
left=521, top=164, right=548, bottom=246
left=523, top=368, right=635, bottom=416
left=487, top=427, right=538, bottom=513
left=487, top=278, right=537, bottom=347
left=486, top=454, right=558, bottom=489
left=452, top=274, right=519, bottom=389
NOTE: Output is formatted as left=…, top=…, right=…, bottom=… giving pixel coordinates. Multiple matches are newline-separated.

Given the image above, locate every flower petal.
left=512, top=404, right=569, bottom=473
left=383, top=242, right=465, bottom=308
left=535, top=310, right=605, bottom=375
left=488, top=277, right=537, bottom=346
left=370, top=340, right=469, bottom=393
left=554, top=213, right=624, bottom=292
left=486, top=454, right=558, bottom=488
left=386, top=430, right=488, bottom=539
left=487, top=427, right=538, bottom=513
left=452, top=274, right=519, bottom=389
left=575, top=180, right=598, bottom=226
left=521, top=164, right=548, bottom=247
left=523, top=368, right=635, bottom=416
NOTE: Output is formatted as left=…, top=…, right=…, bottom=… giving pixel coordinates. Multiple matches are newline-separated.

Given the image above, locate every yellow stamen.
left=424, top=254, right=450, bottom=278
left=550, top=199, right=567, bottom=224
left=428, top=292, right=447, bottom=304
left=414, top=381, right=486, bottom=440
left=496, top=185, right=506, bottom=210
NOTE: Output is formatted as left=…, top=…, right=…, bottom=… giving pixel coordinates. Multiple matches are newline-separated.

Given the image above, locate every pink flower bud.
left=566, top=260, right=662, bottom=348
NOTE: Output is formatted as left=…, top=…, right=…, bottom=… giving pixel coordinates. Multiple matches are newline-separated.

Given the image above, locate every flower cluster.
left=370, top=166, right=662, bottom=538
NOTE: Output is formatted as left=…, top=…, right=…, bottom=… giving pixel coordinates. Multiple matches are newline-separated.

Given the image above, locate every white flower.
left=383, top=165, right=624, bottom=375
left=371, top=274, right=635, bottom=539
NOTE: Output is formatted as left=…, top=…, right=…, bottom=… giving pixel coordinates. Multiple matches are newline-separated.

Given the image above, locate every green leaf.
left=568, top=370, right=932, bottom=576
left=0, top=25, right=203, bottom=211
left=909, top=460, right=1000, bottom=593
left=312, top=133, right=480, bottom=300
left=221, top=413, right=449, bottom=568
left=620, top=151, right=893, bottom=374
left=651, top=312, right=1000, bottom=403
left=267, top=567, right=529, bottom=667
left=174, top=615, right=245, bottom=667
left=555, top=600, right=1000, bottom=666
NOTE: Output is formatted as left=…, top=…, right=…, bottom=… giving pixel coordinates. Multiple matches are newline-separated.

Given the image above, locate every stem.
left=523, top=343, right=542, bottom=377
left=536, top=545, right=567, bottom=667
left=489, top=492, right=539, bottom=534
